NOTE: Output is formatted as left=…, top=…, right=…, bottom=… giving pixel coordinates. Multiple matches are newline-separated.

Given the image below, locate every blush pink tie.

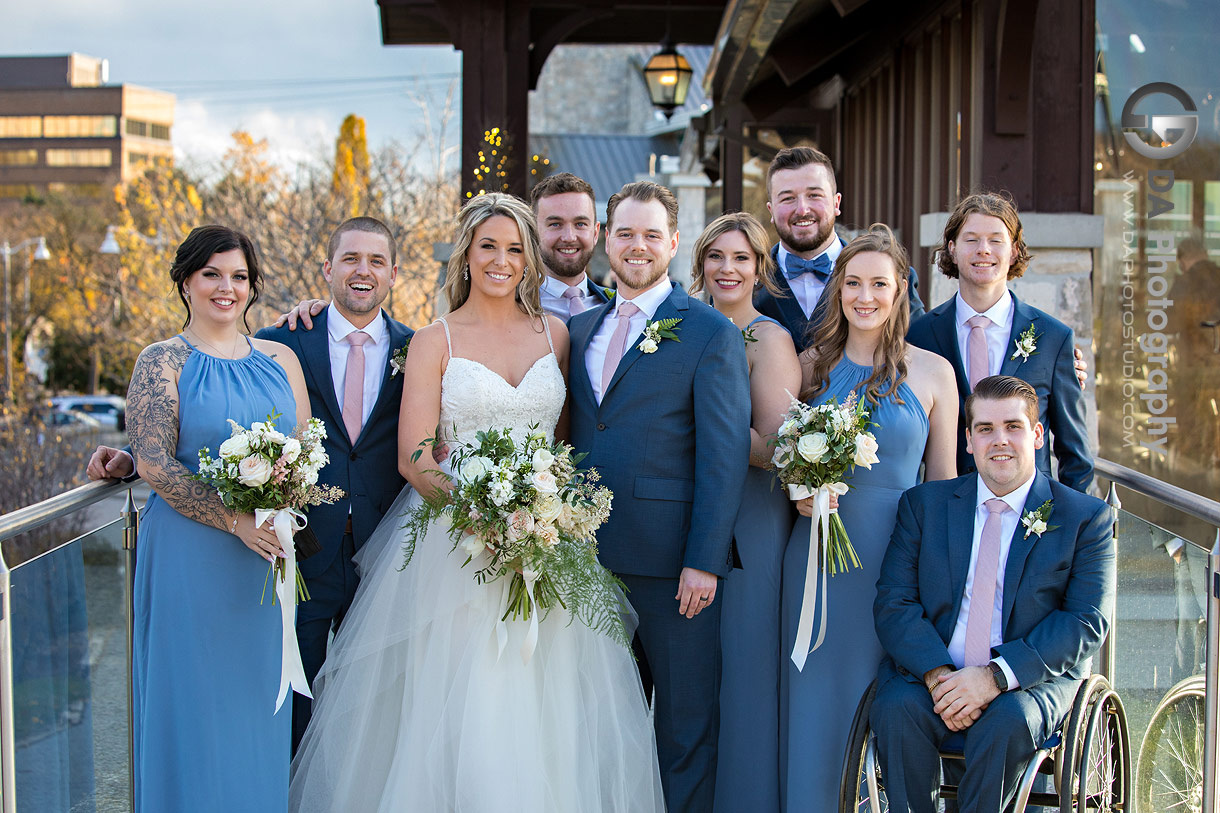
left=966, top=314, right=992, bottom=390
left=562, top=285, right=587, bottom=317
left=342, top=331, right=370, bottom=443
left=601, top=301, right=640, bottom=397
left=964, top=498, right=1010, bottom=667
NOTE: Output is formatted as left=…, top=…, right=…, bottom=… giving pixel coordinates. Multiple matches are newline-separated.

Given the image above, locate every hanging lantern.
left=643, top=40, right=693, bottom=119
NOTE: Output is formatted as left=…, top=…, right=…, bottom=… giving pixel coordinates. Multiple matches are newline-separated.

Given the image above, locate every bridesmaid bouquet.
left=402, top=427, right=629, bottom=661
left=771, top=392, right=879, bottom=669
left=193, top=411, right=344, bottom=711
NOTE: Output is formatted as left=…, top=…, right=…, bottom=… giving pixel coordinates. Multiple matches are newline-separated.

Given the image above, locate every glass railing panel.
left=8, top=518, right=130, bottom=813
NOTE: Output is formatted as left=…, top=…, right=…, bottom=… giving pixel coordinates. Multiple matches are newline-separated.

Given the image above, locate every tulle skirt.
left=289, top=486, right=665, bottom=813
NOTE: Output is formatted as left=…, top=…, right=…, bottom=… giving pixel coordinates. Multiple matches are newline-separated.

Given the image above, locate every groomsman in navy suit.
left=257, top=217, right=412, bottom=748
left=568, top=181, right=751, bottom=811
left=529, top=172, right=613, bottom=319
left=753, top=146, right=925, bottom=351
left=907, top=193, right=1093, bottom=491
left=91, top=218, right=414, bottom=750
left=870, top=375, right=1114, bottom=813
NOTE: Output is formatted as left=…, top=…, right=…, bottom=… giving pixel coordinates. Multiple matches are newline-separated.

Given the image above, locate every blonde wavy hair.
left=801, top=223, right=911, bottom=406
left=688, top=212, right=783, bottom=297
left=442, top=193, right=545, bottom=317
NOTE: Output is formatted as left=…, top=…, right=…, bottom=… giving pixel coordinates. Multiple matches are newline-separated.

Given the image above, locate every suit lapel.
left=299, top=310, right=346, bottom=439
left=999, top=293, right=1038, bottom=378
left=930, top=299, right=970, bottom=395
left=1001, top=473, right=1053, bottom=632
left=572, top=301, right=613, bottom=407
left=588, top=282, right=612, bottom=306
left=947, top=477, right=978, bottom=619
left=604, top=283, right=687, bottom=400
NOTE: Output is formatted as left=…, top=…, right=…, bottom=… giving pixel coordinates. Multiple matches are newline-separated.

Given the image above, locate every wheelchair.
left=839, top=674, right=1130, bottom=812
left=1136, top=674, right=1204, bottom=813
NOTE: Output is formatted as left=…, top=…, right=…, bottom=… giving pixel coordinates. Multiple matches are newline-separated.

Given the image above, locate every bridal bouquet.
left=771, top=391, right=879, bottom=669
left=193, top=411, right=344, bottom=711
left=402, top=427, right=628, bottom=661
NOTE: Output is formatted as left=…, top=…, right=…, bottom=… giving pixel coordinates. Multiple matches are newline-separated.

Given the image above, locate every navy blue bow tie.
left=783, top=252, right=833, bottom=282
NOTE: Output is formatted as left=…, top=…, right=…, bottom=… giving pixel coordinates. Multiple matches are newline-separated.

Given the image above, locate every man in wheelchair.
left=870, top=375, right=1115, bottom=812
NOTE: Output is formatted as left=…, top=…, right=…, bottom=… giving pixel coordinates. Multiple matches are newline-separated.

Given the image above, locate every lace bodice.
left=436, top=318, right=566, bottom=446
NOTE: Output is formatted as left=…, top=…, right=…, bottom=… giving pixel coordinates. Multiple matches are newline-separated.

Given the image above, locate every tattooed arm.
left=127, top=339, right=285, bottom=562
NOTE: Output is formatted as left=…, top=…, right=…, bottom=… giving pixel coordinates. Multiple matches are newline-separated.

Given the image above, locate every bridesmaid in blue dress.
left=779, top=224, right=958, bottom=811
left=690, top=213, right=802, bottom=813
left=127, top=226, right=311, bottom=812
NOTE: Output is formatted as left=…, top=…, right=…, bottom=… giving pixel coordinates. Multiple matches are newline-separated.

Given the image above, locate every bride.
left=289, top=194, right=665, bottom=812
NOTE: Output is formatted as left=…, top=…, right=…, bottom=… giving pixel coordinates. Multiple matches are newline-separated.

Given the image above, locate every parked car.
left=51, top=395, right=126, bottom=432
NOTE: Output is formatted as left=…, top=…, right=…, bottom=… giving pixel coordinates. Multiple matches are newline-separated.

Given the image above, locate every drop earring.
left=463, top=264, right=470, bottom=281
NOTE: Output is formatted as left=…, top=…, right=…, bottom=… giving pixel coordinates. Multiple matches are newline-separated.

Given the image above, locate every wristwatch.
left=988, top=660, right=1009, bottom=692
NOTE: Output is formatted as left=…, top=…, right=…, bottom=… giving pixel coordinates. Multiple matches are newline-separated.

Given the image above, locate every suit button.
left=597, top=423, right=606, bottom=431
left=350, top=452, right=358, bottom=461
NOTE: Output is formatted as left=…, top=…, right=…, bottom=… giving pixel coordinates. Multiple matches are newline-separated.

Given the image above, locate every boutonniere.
left=1021, top=499, right=1057, bottom=539
left=389, top=338, right=412, bottom=377
left=1010, top=325, right=1039, bottom=361
left=602, top=286, right=616, bottom=300
left=638, top=317, right=682, bottom=354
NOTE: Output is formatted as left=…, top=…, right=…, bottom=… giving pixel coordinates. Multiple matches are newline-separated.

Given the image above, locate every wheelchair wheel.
left=1074, top=687, right=1130, bottom=811
left=1136, top=675, right=1205, bottom=813
left=839, top=680, right=888, bottom=813
left=1057, top=675, right=1114, bottom=813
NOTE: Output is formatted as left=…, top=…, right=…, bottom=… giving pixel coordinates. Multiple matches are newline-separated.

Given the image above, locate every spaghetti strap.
left=434, top=317, right=453, bottom=358
left=541, top=316, right=554, bottom=354
left=177, top=333, right=197, bottom=351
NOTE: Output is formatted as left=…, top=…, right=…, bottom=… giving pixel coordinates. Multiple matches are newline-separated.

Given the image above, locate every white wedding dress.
left=289, top=319, right=665, bottom=813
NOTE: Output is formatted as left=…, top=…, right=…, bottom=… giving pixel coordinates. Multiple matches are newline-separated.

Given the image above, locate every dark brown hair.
left=529, top=172, right=595, bottom=208
left=171, top=225, right=262, bottom=331
left=801, top=223, right=910, bottom=406
left=937, top=192, right=1032, bottom=280
left=605, top=180, right=678, bottom=235
left=965, top=375, right=1039, bottom=427
left=327, top=216, right=397, bottom=267
left=766, top=146, right=837, bottom=198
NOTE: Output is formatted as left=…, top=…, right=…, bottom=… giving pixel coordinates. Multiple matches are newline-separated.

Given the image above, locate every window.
left=0, top=150, right=38, bottom=166
left=125, top=119, right=148, bottom=137
left=0, top=117, right=42, bottom=138
left=127, top=152, right=149, bottom=166
left=45, top=149, right=113, bottom=167
left=0, top=184, right=36, bottom=199
left=43, top=116, right=118, bottom=138
left=150, top=123, right=170, bottom=141
left=46, top=182, right=103, bottom=197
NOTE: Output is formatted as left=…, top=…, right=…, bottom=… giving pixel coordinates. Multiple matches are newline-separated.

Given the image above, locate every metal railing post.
left=122, top=489, right=138, bottom=812
left=0, top=549, right=13, bottom=813
left=1204, top=529, right=1220, bottom=813
left=1099, top=481, right=1121, bottom=683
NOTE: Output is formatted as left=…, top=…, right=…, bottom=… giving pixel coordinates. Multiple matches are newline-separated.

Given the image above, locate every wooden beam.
left=993, top=0, right=1038, bottom=135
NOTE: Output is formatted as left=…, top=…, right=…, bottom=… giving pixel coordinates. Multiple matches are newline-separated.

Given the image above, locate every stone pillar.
left=660, top=171, right=711, bottom=290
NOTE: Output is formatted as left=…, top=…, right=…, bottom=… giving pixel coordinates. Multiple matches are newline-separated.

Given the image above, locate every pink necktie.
left=601, top=301, right=640, bottom=396
left=964, top=498, right=1010, bottom=667
left=562, top=285, right=587, bottom=317
left=966, top=314, right=992, bottom=390
left=342, top=331, right=370, bottom=443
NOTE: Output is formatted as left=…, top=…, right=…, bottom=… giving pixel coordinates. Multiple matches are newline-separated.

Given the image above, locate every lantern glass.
left=643, top=47, right=693, bottom=114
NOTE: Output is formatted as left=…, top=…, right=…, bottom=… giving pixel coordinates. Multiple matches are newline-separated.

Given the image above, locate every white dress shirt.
left=947, top=473, right=1037, bottom=689
left=585, top=278, right=672, bottom=404
left=776, top=236, right=843, bottom=318
left=327, top=304, right=389, bottom=429
left=540, top=273, right=604, bottom=320
left=954, top=291, right=1014, bottom=379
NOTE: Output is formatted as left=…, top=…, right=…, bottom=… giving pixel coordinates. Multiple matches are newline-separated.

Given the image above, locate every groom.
left=568, top=181, right=751, bottom=811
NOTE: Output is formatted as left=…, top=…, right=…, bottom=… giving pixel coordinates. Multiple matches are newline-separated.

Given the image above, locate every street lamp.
left=2, top=237, right=51, bottom=405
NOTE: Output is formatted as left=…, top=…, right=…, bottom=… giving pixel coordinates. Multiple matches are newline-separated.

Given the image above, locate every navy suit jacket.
left=754, top=242, right=926, bottom=353
left=906, top=293, right=1093, bottom=492
left=874, top=472, right=1115, bottom=691
left=568, top=282, right=751, bottom=578
left=256, top=310, right=413, bottom=580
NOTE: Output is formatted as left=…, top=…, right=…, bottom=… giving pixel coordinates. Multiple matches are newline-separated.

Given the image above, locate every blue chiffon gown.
left=715, top=315, right=796, bottom=813
left=779, top=356, right=928, bottom=811
left=133, top=336, right=296, bottom=812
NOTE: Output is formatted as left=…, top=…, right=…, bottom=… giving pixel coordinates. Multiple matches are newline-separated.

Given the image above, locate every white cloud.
left=173, top=99, right=335, bottom=172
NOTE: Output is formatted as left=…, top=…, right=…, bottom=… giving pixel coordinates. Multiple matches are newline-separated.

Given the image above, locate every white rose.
left=534, top=493, right=563, bottom=523
left=531, top=470, right=559, bottom=494
left=236, top=455, right=274, bottom=487
left=249, top=421, right=267, bottom=435
left=772, top=442, right=795, bottom=470
left=777, top=416, right=799, bottom=437
left=532, top=447, right=556, bottom=472
left=264, top=429, right=288, bottom=445
left=279, top=437, right=302, bottom=464
left=303, top=467, right=319, bottom=486
left=218, top=434, right=251, bottom=459
left=797, top=432, right=829, bottom=463
left=639, top=337, right=659, bottom=354
left=460, top=456, right=492, bottom=482
left=853, top=433, right=880, bottom=468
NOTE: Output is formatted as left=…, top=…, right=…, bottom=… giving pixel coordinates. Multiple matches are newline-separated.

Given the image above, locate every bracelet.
left=230, top=517, right=239, bottom=534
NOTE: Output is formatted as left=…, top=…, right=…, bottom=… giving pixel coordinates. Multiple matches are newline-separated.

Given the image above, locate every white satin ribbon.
left=788, top=482, right=848, bottom=671
left=254, top=507, right=313, bottom=713
left=520, top=569, right=540, bottom=665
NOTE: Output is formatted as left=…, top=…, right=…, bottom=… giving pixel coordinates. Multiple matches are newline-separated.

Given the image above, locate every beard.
left=775, top=216, right=836, bottom=254
left=541, top=242, right=595, bottom=279
left=610, top=256, right=668, bottom=291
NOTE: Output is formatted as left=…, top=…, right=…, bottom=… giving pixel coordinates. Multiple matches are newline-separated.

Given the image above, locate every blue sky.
left=2, top=0, right=462, bottom=168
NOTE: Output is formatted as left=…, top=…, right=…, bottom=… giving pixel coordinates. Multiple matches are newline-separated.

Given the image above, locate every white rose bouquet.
left=402, top=426, right=627, bottom=661
left=193, top=411, right=344, bottom=711
left=771, top=391, right=879, bottom=669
